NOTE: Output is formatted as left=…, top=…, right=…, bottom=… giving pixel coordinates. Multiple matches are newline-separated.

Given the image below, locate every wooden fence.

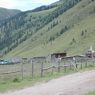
left=0, top=58, right=95, bottom=80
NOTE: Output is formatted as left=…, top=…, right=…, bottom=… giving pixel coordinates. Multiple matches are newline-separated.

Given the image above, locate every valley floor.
left=0, top=70, right=95, bottom=95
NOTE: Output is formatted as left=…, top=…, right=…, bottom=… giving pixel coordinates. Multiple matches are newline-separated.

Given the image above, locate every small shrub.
left=13, top=77, right=20, bottom=83
left=81, top=30, right=84, bottom=36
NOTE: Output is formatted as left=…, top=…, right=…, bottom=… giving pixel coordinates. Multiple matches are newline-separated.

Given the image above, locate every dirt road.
left=0, top=70, right=95, bottom=95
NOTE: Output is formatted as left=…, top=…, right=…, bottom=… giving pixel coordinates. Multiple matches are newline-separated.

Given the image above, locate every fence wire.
left=0, top=58, right=95, bottom=80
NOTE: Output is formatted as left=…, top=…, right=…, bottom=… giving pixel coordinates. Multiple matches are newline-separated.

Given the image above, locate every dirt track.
left=0, top=70, right=95, bottom=95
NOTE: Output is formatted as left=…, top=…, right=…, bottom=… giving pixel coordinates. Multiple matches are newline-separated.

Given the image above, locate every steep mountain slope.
left=3, top=0, right=95, bottom=58
left=0, top=0, right=81, bottom=57
left=31, top=0, right=66, bottom=12
left=0, top=7, right=57, bottom=51
left=0, top=7, right=21, bottom=21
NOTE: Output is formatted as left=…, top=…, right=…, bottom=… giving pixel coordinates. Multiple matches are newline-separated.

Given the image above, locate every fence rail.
left=0, top=58, right=95, bottom=80
left=0, top=71, right=20, bottom=75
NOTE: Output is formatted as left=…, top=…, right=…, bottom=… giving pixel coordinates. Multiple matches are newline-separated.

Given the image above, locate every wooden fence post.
left=76, top=63, right=78, bottom=69
left=93, top=60, right=94, bottom=65
left=21, top=61, right=24, bottom=80
left=41, top=62, right=44, bottom=77
left=85, top=60, right=87, bottom=68
left=64, top=65, right=66, bottom=72
left=69, top=63, right=72, bottom=70
left=51, top=62, right=55, bottom=75
left=51, top=66, right=54, bottom=75
left=80, top=63, right=82, bottom=69
left=58, top=62, right=60, bottom=72
left=31, top=60, right=34, bottom=78
left=74, top=59, right=77, bottom=69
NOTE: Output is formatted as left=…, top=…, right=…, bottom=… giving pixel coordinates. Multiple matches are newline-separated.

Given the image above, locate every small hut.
left=49, top=52, right=67, bottom=62
left=30, top=56, right=46, bottom=63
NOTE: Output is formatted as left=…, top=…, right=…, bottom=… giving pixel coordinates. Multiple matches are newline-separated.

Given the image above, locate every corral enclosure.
left=0, top=57, right=95, bottom=81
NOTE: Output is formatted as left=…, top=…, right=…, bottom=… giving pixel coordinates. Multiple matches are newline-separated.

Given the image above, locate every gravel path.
left=0, top=70, right=95, bottom=95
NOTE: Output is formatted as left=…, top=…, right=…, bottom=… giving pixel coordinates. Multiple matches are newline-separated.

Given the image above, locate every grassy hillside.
left=0, top=7, right=21, bottom=21
left=3, top=0, right=95, bottom=58
left=0, top=0, right=81, bottom=57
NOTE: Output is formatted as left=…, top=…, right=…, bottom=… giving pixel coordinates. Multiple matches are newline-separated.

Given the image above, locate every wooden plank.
left=0, top=71, right=20, bottom=75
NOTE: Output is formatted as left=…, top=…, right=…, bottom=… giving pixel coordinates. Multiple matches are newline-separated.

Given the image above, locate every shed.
left=30, top=56, right=46, bottom=63
left=50, top=52, right=67, bottom=62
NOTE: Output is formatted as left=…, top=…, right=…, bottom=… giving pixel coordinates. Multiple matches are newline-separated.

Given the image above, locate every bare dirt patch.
left=0, top=70, right=95, bottom=95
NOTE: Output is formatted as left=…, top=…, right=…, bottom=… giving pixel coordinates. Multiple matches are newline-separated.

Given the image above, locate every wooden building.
left=49, top=52, right=67, bottom=62
left=30, top=56, right=46, bottom=63
left=61, top=55, right=85, bottom=61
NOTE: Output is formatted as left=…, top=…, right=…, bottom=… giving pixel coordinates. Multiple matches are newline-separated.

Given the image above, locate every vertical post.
left=51, top=62, right=54, bottom=75
left=64, top=65, right=66, bottom=72
left=69, top=60, right=72, bottom=70
left=80, top=63, right=82, bottom=69
left=85, top=60, right=87, bottom=68
left=31, top=60, right=34, bottom=78
left=91, top=50, right=94, bottom=66
left=58, top=61, right=60, bottom=72
left=21, top=60, right=24, bottom=80
left=93, top=60, right=94, bottom=66
left=92, top=55, right=94, bottom=66
left=41, top=62, right=43, bottom=77
left=75, top=63, right=78, bottom=69
left=75, top=59, right=77, bottom=69
left=51, top=65, right=54, bottom=75
left=80, top=59, right=82, bottom=69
